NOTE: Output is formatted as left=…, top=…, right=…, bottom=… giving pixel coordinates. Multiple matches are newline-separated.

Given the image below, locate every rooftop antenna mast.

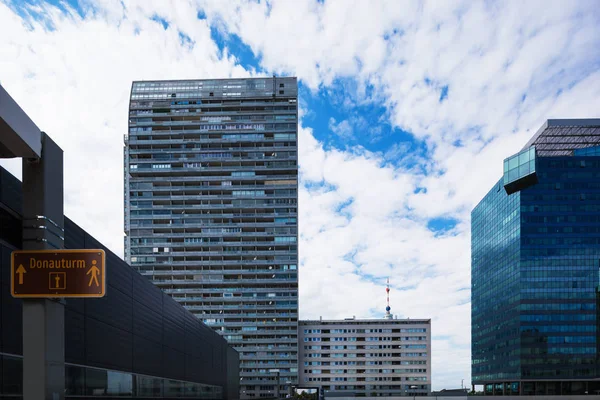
left=385, top=278, right=393, bottom=319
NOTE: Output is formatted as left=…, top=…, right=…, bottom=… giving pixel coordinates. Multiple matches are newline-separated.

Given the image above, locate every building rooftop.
left=522, top=119, right=600, bottom=157
left=300, top=318, right=431, bottom=325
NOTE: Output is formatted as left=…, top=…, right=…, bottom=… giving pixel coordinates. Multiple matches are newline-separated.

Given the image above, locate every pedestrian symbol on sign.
left=87, top=260, right=100, bottom=287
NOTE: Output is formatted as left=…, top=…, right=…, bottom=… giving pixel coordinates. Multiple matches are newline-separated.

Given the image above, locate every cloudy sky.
left=1, top=0, right=600, bottom=390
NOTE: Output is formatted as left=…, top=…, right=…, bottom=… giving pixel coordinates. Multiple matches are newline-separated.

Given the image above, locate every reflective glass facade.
left=503, top=146, right=537, bottom=195
left=472, top=120, right=600, bottom=395
left=472, top=179, right=521, bottom=384
left=125, top=78, right=299, bottom=399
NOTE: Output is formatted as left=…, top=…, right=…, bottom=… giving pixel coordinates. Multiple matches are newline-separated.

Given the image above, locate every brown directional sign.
left=11, top=249, right=106, bottom=298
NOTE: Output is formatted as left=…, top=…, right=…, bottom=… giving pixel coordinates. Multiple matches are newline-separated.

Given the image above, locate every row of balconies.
left=130, top=195, right=297, bottom=204
left=135, top=261, right=296, bottom=268
left=129, top=158, right=297, bottom=167
left=130, top=235, right=297, bottom=242
left=177, top=298, right=297, bottom=305
left=136, top=262, right=296, bottom=269
left=129, top=103, right=296, bottom=112
left=134, top=256, right=297, bottom=263
left=230, top=343, right=297, bottom=351
left=164, top=286, right=297, bottom=293
left=129, top=166, right=297, bottom=175
left=218, top=329, right=297, bottom=336
left=196, top=313, right=298, bottom=320
left=131, top=185, right=297, bottom=194
left=299, top=355, right=427, bottom=361
left=128, top=226, right=296, bottom=235
left=173, top=293, right=297, bottom=300
left=131, top=113, right=296, bottom=121
left=131, top=219, right=297, bottom=231
left=139, top=268, right=296, bottom=276
left=130, top=200, right=297, bottom=208
left=129, top=187, right=297, bottom=195
left=152, top=278, right=297, bottom=286
left=137, top=255, right=296, bottom=265
left=128, top=137, right=296, bottom=146
left=207, top=321, right=297, bottom=328
left=227, top=337, right=298, bottom=344
left=130, top=206, right=295, bottom=215
left=150, top=275, right=297, bottom=282
left=130, top=174, right=296, bottom=183
left=142, top=267, right=295, bottom=275
left=132, top=236, right=297, bottom=244
left=128, top=145, right=296, bottom=154
left=130, top=222, right=297, bottom=230
left=130, top=192, right=296, bottom=201
left=130, top=143, right=297, bottom=152
left=130, top=155, right=296, bottom=164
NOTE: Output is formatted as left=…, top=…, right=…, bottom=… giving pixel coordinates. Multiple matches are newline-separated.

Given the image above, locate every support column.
left=21, top=133, right=65, bottom=400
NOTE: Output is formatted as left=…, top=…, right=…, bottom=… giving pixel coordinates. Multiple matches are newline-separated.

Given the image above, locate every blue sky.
left=1, top=0, right=600, bottom=390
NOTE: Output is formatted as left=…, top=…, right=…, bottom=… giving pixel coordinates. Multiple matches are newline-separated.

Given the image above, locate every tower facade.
left=472, top=119, right=600, bottom=395
left=124, top=77, right=299, bottom=398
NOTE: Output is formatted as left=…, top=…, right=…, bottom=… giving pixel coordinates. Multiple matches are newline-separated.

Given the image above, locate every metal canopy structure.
left=0, top=84, right=42, bottom=159
left=522, top=119, right=600, bottom=157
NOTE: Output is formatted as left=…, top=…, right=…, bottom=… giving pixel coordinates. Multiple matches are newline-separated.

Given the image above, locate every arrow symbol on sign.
left=16, top=264, right=26, bottom=285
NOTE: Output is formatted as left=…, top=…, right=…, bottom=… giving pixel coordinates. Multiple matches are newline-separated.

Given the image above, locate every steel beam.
left=22, top=133, right=65, bottom=400
left=0, top=84, right=42, bottom=158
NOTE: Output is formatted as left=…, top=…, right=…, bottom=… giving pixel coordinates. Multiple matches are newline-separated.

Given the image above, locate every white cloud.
left=1, top=0, right=599, bottom=391
left=0, top=0, right=251, bottom=253
left=328, top=117, right=354, bottom=140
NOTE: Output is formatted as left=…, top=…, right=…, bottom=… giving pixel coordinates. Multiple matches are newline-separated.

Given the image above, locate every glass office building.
left=124, top=78, right=299, bottom=399
left=472, top=119, right=600, bottom=395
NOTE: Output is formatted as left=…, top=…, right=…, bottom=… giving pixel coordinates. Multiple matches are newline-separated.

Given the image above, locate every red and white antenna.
left=385, top=277, right=392, bottom=319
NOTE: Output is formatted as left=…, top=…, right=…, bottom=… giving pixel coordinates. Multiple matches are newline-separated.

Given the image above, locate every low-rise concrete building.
left=298, top=317, right=431, bottom=397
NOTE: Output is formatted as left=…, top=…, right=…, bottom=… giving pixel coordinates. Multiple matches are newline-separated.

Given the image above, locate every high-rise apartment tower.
left=125, top=77, right=299, bottom=398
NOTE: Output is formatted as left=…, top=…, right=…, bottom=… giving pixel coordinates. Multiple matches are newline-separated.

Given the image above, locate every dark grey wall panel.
left=85, top=317, right=133, bottom=372
left=162, top=292, right=185, bottom=321
left=132, top=273, right=163, bottom=311
left=185, top=354, right=202, bottom=382
left=163, top=316, right=185, bottom=353
left=1, top=282, right=21, bottom=355
left=0, top=169, right=22, bottom=216
left=226, top=346, right=240, bottom=400
left=132, top=334, right=163, bottom=377
left=64, top=297, right=85, bottom=315
left=83, top=233, right=102, bottom=250
left=64, top=219, right=84, bottom=250
left=64, top=309, right=85, bottom=364
left=85, top=286, right=132, bottom=333
left=105, top=252, right=133, bottom=295
left=133, top=300, right=162, bottom=344
left=163, top=346, right=185, bottom=380
left=184, top=330, right=202, bottom=359
left=1, top=244, right=12, bottom=288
